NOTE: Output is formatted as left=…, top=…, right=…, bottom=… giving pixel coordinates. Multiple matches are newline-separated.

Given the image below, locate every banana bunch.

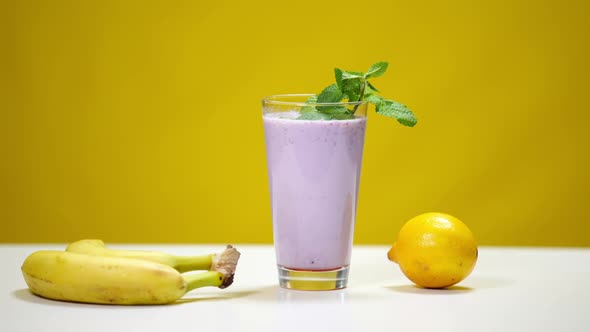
left=21, top=240, right=241, bottom=305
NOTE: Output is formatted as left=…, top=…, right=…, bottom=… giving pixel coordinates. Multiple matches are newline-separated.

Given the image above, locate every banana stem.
left=184, top=271, right=226, bottom=292
left=173, top=255, right=213, bottom=273
left=176, top=245, right=240, bottom=274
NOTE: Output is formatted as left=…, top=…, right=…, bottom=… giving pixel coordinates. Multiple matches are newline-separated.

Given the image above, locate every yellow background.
left=1, top=0, right=588, bottom=246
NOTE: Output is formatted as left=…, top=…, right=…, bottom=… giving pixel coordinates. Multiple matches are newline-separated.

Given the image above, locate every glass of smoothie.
left=262, top=94, right=368, bottom=291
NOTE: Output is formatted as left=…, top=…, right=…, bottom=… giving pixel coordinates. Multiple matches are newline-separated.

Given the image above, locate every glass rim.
left=262, top=94, right=367, bottom=107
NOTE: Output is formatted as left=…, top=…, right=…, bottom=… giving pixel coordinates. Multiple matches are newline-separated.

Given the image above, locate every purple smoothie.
left=263, top=111, right=367, bottom=271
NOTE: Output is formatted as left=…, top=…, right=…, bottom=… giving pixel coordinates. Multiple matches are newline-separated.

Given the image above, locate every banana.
left=66, top=239, right=238, bottom=274
left=21, top=250, right=236, bottom=305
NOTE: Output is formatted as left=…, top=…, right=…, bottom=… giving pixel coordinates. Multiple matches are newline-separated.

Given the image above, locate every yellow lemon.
left=388, top=212, right=478, bottom=288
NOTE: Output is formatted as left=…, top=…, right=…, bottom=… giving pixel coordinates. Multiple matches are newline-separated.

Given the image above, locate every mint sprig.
left=298, top=61, right=417, bottom=127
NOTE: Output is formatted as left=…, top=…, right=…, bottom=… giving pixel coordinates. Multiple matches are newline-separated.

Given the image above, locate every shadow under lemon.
left=385, top=284, right=474, bottom=295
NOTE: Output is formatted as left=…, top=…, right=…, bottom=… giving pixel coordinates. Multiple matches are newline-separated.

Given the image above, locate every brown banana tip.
left=220, top=274, right=235, bottom=289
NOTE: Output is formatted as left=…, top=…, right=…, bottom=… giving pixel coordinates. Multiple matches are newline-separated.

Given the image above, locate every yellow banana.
left=66, top=239, right=237, bottom=274
left=21, top=250, right=237, bottom=305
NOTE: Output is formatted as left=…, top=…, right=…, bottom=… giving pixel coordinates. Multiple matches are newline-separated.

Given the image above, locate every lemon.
left=388, top=212, right=478, bottom=288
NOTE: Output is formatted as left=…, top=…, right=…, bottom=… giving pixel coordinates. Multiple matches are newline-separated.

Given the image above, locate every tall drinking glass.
left=262, top=94, right=368, bottom=290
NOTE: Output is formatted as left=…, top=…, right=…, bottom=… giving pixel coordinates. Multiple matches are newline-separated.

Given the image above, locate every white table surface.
left=1, top=244, right=589, bottom=331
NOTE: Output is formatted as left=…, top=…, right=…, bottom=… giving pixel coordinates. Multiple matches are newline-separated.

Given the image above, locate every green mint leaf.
left=308, top=61, right=418, bottom=126
left=297, top=111, right=333, bottom=120
left=316, top=84, right=351, bottom=114
left=376, top=99, right=418, bottom=127
left=365, top=94, right=383, bottom=106
left=301, top=95, right=318, bottom=113
left=296, top=111, right=355, bottom=120
left=331, top=113, right=356, bottom=120
left=365, top=61, right=388, bottom=78
left=318, top=106, right=351, bottom=115
left=301, top=105, right=316, bottom=113
left=317, top=84, right=343, bottom=103
left=364, top=83, right=379, bottom=97
left=366, top=81, right=379, bottom=93
left=341, top=77, right=362, bottom=101
left=334, top=68, right=344, bottom=91
left=341, top=71, right=363, bottom=80
left=306, top=96, right=318, bottom=103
